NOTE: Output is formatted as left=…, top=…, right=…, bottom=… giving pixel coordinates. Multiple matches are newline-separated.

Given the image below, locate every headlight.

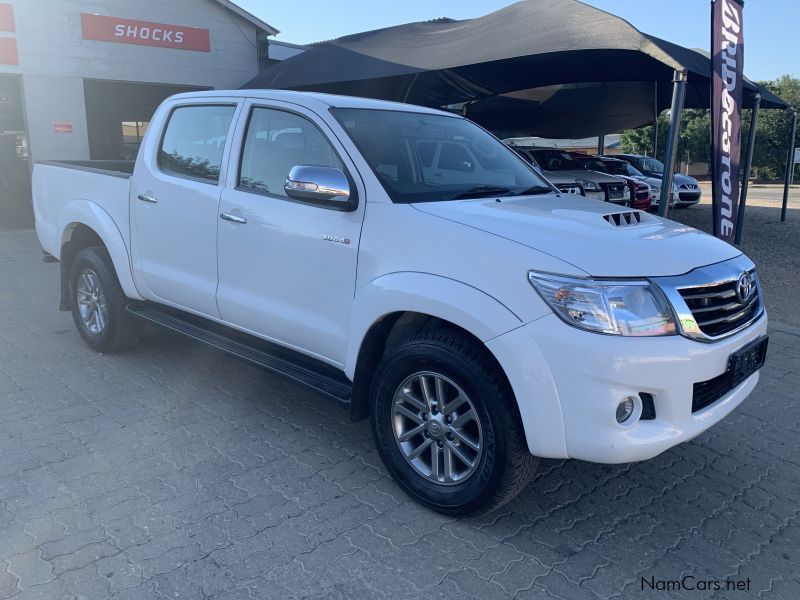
left=623, top=186, right=631, bottom=200
left=575, top=178, right=601, bottom=191
left=651, top=186, right=661, bottom=197
left=528, top=272, right=677, bottom=336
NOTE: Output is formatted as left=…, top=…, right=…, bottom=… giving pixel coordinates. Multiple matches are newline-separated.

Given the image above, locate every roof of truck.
left=166, top=90, right=454, bottom=116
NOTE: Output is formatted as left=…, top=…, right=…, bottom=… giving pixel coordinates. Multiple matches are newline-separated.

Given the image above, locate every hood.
left=543, top=169, right=624, bottom=185
left=411, top=194, right=739, bottom=277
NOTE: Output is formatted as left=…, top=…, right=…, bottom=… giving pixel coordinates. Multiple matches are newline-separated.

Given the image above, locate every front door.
left=131, top=101, right=239, bottom=316
left=217, top=102, right=365, bottom=364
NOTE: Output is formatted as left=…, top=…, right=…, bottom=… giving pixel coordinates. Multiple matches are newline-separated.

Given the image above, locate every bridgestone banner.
left=711, top=0, right=744, bottom=242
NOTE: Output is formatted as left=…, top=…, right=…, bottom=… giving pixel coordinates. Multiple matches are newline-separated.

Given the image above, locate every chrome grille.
left=678, top=271, right=761, bottom=337
left=653, top=256, right=764, bottom=342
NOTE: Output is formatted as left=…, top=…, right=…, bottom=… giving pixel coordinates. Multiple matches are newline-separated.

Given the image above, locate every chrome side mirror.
left=284, top=165, right=350, bottom=204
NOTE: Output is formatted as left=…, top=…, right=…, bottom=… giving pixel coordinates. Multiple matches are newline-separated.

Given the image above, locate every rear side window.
left=239, top=107, right=343, bottom=198
left=158, top=105, right=236, bottom=183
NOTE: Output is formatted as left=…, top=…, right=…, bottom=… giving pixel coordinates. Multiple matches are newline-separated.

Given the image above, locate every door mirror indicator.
left=285, top=165, right=350, bottom=204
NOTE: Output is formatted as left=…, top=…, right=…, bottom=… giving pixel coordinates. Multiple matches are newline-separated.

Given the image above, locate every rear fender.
left=58, top=200, right=142, bottom=302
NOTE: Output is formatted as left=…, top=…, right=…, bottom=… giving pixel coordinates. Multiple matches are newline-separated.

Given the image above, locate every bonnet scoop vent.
left=603, top=211, right=643, bottom=226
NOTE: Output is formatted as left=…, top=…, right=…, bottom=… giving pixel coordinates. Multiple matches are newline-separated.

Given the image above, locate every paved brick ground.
left=1, top=229, right=799, bottom=600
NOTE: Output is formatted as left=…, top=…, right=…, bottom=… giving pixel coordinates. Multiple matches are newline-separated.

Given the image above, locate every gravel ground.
left=667, top=183, right=800, bottom=328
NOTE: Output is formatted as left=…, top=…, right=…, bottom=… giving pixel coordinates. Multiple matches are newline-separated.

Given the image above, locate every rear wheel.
left=371, top=329, right=537, bottom=515
left=69, top=246, right=141, bottom=353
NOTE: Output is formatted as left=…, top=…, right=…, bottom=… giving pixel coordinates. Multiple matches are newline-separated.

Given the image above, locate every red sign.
left=53, top=121, right=74, bottom=134
left=0, top=37, right=17, bottom=65
left=0, top=3, right=14, bottom=32
left=81, top=14, right=210, bottom=52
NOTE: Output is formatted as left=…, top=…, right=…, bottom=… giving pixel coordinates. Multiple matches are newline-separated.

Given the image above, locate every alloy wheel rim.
left=76, top=269, right=108, bottom=335
left=391, top=371, right=483, bottom=486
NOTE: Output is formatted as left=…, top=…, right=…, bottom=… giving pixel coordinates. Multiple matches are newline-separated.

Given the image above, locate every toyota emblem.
left=736, top=272, right=753, bottom=304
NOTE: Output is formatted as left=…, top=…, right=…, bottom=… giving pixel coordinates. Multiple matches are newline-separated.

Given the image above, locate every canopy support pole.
left=597, top=135, right=605, bottom=155
left=781, top=109, right=797, bottom=222
left=658, top=70, right=687, bottom=218
left=735, top=94, right=760, bottom=245
left=653, top=81, right=658, bottom=157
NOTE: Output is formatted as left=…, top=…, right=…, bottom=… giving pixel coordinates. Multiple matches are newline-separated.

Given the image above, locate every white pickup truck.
left=34, top=90, right=768, bottom=515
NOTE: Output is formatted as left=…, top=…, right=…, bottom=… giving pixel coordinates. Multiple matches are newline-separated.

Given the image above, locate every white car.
left=611, top=154, right=701, bottom=208
left=33, top=90, right=768, bottom=515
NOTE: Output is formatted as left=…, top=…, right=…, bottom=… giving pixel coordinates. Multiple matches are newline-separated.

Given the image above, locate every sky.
left=234, top=0, right=795, bottom=81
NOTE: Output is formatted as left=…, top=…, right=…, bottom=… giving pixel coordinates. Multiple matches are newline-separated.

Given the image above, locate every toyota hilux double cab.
left=33, top=91, right=767, bottom=515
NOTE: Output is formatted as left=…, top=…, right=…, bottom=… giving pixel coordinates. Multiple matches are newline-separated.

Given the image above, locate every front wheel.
left=68, top=246, right=141, bottom=353
left=370, top=330, right=537, bottom=515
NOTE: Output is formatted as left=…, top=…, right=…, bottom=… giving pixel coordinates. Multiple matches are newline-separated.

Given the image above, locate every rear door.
left=216, top=100, right=365, bottom=364
left=130, top=100, right=241, bottom=316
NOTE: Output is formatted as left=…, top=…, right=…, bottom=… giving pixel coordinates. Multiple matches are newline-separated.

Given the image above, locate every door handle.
left=220, top=212, right=247, bottom=224
left=137, top=194, right=158, bottom=203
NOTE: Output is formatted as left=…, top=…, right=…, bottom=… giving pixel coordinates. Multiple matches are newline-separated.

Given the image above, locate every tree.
left=619, top=75, right=799, bottom=180
left=748, top=75, right=800, bottom=180
left=620, top=110, right=711, bottom=171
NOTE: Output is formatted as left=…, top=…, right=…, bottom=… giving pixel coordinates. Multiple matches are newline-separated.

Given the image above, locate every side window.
left=158, top=105, right=236, bottom=183
left=239, top=107, right=344, bottom=198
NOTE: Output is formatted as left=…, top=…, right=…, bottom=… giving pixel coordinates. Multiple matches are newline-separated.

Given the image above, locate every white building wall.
left=1, top=0, right=263, bottom=162
left=23, top=74, right=90, bottom=161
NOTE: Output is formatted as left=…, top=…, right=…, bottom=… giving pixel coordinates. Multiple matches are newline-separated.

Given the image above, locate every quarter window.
left=158, top=105, right=236, bottom=183
left=239, top=107, right=343, bottom=198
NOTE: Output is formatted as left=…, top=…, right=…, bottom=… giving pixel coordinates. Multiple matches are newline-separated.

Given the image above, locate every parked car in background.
left=572, top=154, right=674, bottom=212
left=571, top=154, right=651, bottom=211
left=611, top=153, right=701, bottom=208
left=34, top=90, right=767, bottom=515
left=511, top=146, right=631, bottom=206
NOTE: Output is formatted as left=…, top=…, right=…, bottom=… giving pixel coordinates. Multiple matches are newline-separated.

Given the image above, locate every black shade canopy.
left=246, top=0, right=789, bottom=138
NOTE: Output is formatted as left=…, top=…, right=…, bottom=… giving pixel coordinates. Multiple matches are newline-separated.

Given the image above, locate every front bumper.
left=488, top=311, right=767, bottom=463
left=677, top=190, right=702, bottom=205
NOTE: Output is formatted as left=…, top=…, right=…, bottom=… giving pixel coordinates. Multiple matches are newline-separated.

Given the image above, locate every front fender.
left=345, top=272, right=522, bottom=379
left=58, top=200, right=142, bottom=301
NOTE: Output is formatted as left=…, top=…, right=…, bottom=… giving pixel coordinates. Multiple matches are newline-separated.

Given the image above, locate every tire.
left=68, top=246, right=141, bottom=353
left=370, top=329, right=538, bottom=515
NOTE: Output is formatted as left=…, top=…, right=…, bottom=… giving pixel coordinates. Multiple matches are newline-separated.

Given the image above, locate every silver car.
left=512, top=146, right=631, bottom=205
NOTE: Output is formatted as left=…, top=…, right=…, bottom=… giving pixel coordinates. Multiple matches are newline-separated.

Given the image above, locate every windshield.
left=577, top=157, right=609, bottom=173
left=528, top=149, right=586, bottom=171
left=638, top=157, right=665, bottom=175
left=606, top=160, right=643, bottom=177
left=331, top=108, right=552, bottom=203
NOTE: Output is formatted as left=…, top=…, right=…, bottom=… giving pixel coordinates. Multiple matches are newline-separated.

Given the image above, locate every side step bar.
left=127, top=303, right=352, bottom=404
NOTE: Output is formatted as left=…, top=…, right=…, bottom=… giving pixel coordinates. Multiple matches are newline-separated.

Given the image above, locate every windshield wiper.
left=447, top=186, right=511, bottom=200
left=512, top=186, right=554, bottom=196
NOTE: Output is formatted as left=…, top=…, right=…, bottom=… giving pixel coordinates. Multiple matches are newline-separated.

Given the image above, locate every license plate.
left=728, top=336, right=768, bottom=388
left=608, top=190, right=623, bottom=199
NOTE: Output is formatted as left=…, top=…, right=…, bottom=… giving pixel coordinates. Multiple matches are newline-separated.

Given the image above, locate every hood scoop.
left=603, top=211, right=645, bottom=227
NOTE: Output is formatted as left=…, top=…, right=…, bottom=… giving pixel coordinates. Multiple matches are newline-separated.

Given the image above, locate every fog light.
left=616, top=397, right=637, bottom=424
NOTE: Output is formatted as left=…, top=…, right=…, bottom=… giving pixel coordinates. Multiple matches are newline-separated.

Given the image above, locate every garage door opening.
left=84, top=79, right=208, bottom=160
left=0, top=73, right=31, bottom=230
